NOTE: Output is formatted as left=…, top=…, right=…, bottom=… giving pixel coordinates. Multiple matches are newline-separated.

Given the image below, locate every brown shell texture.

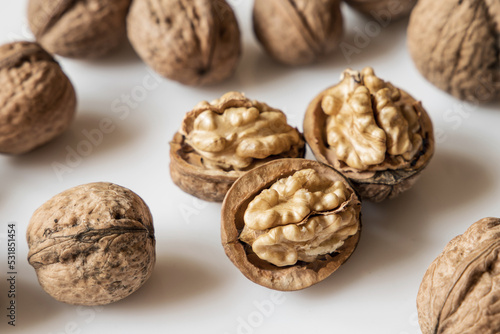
left=253, top=0, right=343, bottom=66
left=344, top=0, right=417, bottom=20
left=221, top=158, right=361, bottom=291
left=417, top=217, right=500, bottom=334
left=127, top=0, right=241, bottom=86
left=408, top=0, right=500, bottom=102
left=27, top=182, right=156, bottom=306
left=170, top=93, right=306, bottom=202
left=28, top=0, right=132, bottom=59
left=303, top=71, right=434, bottom=202
left=0, top=41, right=76, bottom=155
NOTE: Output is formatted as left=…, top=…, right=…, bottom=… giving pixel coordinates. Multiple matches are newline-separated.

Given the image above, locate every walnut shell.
left=344, top=0, right=417, bottom=20
left=304, top=67, right=434, bottom=202
left=253, top=0, right=343, bottom=66
left=28, top=0, right=132, bottom=59
left=417, top=217, right=500, bottom=334
left=408, top=0, right=500, bottom=102
left=221, top=158, right=361, bottom=291
left=27, top=182, right=156, bottom=306
left=170, top=92, right=305, bottom=202
left=127, top=0, right=241, bottom=86
left=0, top=41, right=76, bottom=155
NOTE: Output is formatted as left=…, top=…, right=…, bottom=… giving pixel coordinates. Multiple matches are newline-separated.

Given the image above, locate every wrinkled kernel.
left=240, top=169, right=358, bottom=267
left=185, top=98, right=301, bottom=171
left=324, top=67, right=423, bottom=170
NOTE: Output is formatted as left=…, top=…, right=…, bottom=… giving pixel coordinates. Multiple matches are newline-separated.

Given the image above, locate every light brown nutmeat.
left=27, top=182, right=156, bottom=306
left=253, top=0, right=343, bottom=66
left=0, top=41, right=76, bottom=155
left=221, top=159, right=361, bottom=291
left=28, top=0, right=132, bottom=59
left=344, top=0, right=417, bottom=20
left=304, top=67, right=434, bottom=202
left=170, top=92, right=305, bottom=202
left=127, top=0, right=241, bottom=86
left=408, top=0, right=500, bottom=102
left=417, top=217, right=500, bottom=334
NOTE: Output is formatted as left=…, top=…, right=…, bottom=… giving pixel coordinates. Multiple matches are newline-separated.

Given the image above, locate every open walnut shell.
left=170, top=92, right=305, bottom=202
left=221, top=158, right=361, bottom=291
left=417, top=217, right=500, bottom=334
left=304, top=67, right=434, bottom=202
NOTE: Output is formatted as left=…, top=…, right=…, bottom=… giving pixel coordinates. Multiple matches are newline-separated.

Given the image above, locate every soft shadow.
left=300, top=148, right=494, bottom=296
left=11, top=279, right=62, bottom=330
left=82, top=39, right=142, bottom=68
left=6, top=111, right=141, bottom=168
left=110, top=252, right=225, bottom=310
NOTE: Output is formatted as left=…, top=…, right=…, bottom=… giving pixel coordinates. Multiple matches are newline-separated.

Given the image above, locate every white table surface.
left=1, top=1, right=499, bottom=333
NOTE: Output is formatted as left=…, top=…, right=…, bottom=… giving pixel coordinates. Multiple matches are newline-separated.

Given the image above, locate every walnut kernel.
left=304, top=67, right=434, bottom=201
left=221, top=159, right=361, bottom=291
left=170, top=92, right=305, bottom=202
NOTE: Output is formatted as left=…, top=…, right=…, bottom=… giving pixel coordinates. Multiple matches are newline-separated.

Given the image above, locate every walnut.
left=0, top=41, right=76, bottom=155
left=221, top=159, right=361, bottom=291
left=304, top=67, right=434, bottom=202
left=127, top=0, right=241, bottom=86
left=170, top=92, right=305, bottom=202
left=27, top=182, right=155, bottom=306
left=28, top=0, right=132, bottom=59
left=344, top=0, right=417, bottom=20
left=253, top=0, right=343, bottom=66
left=408, top=0, right=500, bottom=102
left=417, top=217, right=500, bottom=334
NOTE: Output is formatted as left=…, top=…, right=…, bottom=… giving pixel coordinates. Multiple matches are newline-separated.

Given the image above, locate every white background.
left=1, top=1, right=500, bottom=333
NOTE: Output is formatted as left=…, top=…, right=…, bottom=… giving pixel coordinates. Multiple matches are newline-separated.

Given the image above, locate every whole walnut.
left=0, top=41, right=76, bottom=155
left=253, top=0, right=343, bottom=66
left=127, top=0, right=241, bottom=86
left=28, top=0, right=132, bottom=59
left=304, top=67, right=434, bottom=202
left=408, top=0, right=500, bottom=102
left=27, top=183, right=156, bottom=306
left=344, top=0, right=417, bottom=20
left=417, top=217, right=500, bottom=334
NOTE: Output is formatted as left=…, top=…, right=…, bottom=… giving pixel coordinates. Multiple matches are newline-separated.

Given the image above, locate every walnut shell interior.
left=304, top=68, right=434, bottom=202
left=170, top=92, right=305, bottom=202
left=417, top=217, right=500, bottom=334
left=221, top=158, right=361, bottom=291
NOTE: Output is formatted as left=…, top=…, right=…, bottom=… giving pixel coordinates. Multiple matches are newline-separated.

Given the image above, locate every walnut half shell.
left=221, top=159, right=361, bottom=291
left=417, top=217, right=500, bottom=334
left=304, top=67, right=434, bottom=202
left=170, top=92, right=305, bottom=202
left=27, top=182, right=155, bottom=306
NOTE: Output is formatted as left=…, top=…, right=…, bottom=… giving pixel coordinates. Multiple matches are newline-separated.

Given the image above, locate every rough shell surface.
left=170, top=92, right=305, bottom=202
left=345, top=0, right=417, bottom=20
left=253, top=0, right=343, bottom=66
left=0, top=41, right=76, bottom=155
left=221, top=158, right=361, bottom=291
left=417, top=217, right=500, bottom=334
left=28, top=0, right=132, bottom=58
left=303, top=69, right=434, bottom=202
left=408, top=0, right=500, bottom=102
left=27, top=182, right=156, bottom=306
left=127, top=0, right=241, bottom=86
